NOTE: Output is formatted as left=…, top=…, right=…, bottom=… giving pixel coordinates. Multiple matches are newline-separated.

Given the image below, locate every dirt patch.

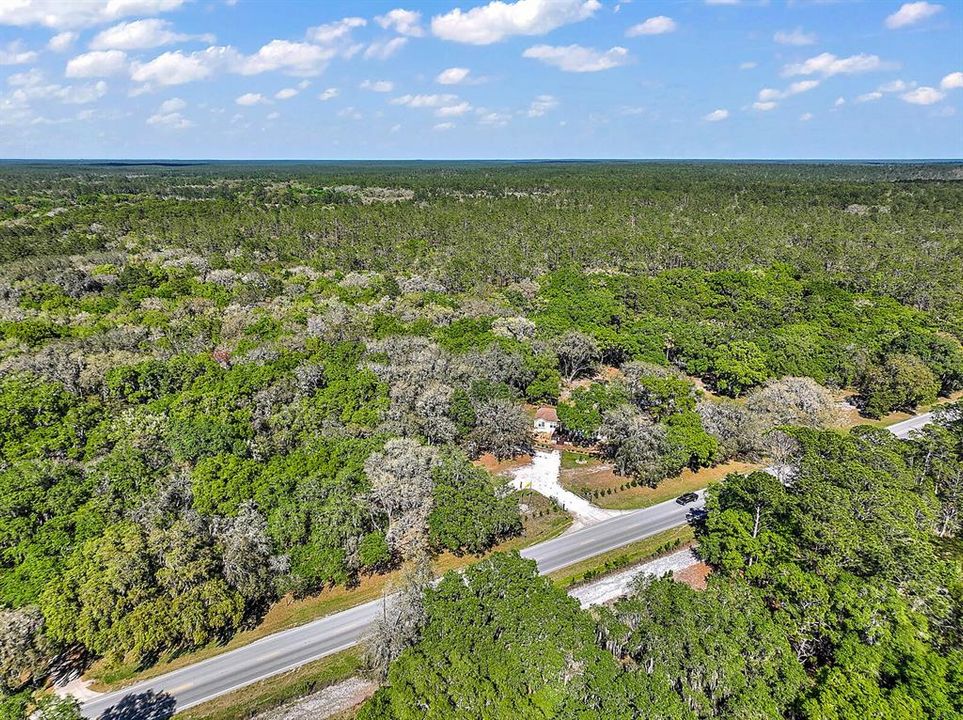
left=475, top=452, right=532, bottom=475
left=674, top=561, right=711, bottom=591
left=253, top=677, right=376, bottom=720
left=568, top=547, right=700, bottom=607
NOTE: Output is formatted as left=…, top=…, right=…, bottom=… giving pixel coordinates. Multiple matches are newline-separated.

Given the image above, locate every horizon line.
left=2, top=157, right=962, bottom=164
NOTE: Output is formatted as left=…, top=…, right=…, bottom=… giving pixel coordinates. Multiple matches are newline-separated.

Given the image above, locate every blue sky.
left=1, top=0, right=961, bottom=159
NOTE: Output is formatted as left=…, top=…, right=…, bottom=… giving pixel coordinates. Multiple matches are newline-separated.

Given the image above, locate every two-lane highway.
left=522, top=490, right=703, bottom=574
left=80, top=411, right=935, bottom=718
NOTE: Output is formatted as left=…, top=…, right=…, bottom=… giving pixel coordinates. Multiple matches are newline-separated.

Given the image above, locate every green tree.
left=709, top=341, right=769, bottom=396
left=191, top=454, right=261, bottom=516
left=858, top=353, right=940, bottom=418
left=602, top=578, right=806, bottom=719
left=360, top=553, right=634, bottom=720
left=427, top=450, right=520, bottom=554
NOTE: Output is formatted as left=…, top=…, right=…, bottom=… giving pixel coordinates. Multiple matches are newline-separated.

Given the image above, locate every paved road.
left=80, top=411, right=935, bottom=718
left=887, top=411, right=936, bottom=438
left=521, top=490, right=702, bottom=574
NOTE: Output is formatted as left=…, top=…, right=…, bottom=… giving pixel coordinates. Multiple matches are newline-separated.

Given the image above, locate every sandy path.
left=568, top=547, right=700, bottom=607
left=509, top=450, right=624, bottom=527
left=253, top=677, right=377, bottom=720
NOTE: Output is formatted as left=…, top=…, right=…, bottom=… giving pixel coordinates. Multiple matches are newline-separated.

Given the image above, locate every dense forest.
left=0, top=161, right=961, bottom=719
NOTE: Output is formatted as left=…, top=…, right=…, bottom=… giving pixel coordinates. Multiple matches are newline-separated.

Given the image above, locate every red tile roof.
left=535, top=406, right=558, bottom=422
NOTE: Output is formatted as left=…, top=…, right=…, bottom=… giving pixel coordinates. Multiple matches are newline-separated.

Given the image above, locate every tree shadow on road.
left=98, top=690, right=176, bottom=720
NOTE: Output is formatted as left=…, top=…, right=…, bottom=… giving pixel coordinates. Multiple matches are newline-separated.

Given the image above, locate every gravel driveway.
left=509, top=450, right=625, bottom=527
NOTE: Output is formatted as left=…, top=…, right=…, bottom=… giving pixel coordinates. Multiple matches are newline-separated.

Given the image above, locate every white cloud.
left=90, top=19, right=213, bottom=51
left=940, top=71, right=963, bottom=90
left=523, top=44, right=630, bottom=72
left=364, top=37, right=408, bottom=60
left=66, top=80, right=108, bottom=103
left=885, top=2, right=943, bottom=29
left=267, top=111, right=280, bottom=120
left=275, top=80, right=309, bottom=100
left=375, top=8, right=424, bottom=36
left=0, top=41, right=38, bottom=65
left=878, top=79, right=910, bottom=93
left=235, top=92, right=267, bottom=106
left=739, top=61, right=757, bottom=70
left=307, top=17, right=366, bottom=45
left=703, top=108, right=728, bottom=122
left=318, top=87, right=339, bottom=101
left=431, top=0, right=600, bottom=45
left=48, top=79, right=108, bottom=104
left=856, top=91, right=882, bottom=102
left=5, top=72, right=109, bottom=106
left=236, top=40, right=334, bottom=76
left=478, top=110, right=510, bottom=126
left=391, top=93, right=459, bottom=108
left=774, top=28, right=816, bottom=46
left=65, top=49, right=128, bottom=77
left=147, top=95, right=191, bottom=128
left=130, top=46, right=235, bottom=86
left=0, top=0, right=186, bottom=30
left=526, top=94, right=558, bottom=117
left=626, top=16, right=676, bottom=37
left=436, top=100, right=471, bottom=117
left=783, top=52, right=892, bottom=77
left=755, top=79, right=819, bottom=106
left=433, top=121, right=455, bottom=130
left=337, top=106, right=362, bottom=120
left=47, top=32, right=76, bottom=52
left=159, top=97, right=185, bottom=113
left=360, top=79, right=394, bottom=92
left=800, top=112, right=814, bottom=121
left=834, top=96, right=845, bottom=107
left=752, top=101, right=777, bottom=111
left=7, top=68, right=44, bottom=87
left=901, top=86, right=945, bottom=104
left=786, top=79, right=820, bottom=95
left=436, top=67, right=471, bottom=85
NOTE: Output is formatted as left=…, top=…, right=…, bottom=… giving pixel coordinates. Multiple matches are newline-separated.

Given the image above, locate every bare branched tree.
left=554, top=331, right=600, bottom=383
left=362, top=556, right=433, bottom=681
left=0, top=605, right=51, bottom=693
left=365, top=439, right=438, bottom=560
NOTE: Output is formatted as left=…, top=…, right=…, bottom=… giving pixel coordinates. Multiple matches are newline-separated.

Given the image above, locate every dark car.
left=675, top=492, right=699, bottom=505
left=686, top=507, right=708, bottom=523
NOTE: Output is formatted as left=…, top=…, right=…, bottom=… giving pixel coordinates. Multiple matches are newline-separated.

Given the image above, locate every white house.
left=533, top=406, right=559, bottom=435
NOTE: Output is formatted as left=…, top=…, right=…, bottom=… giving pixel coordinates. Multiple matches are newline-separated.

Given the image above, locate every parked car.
left=675, top=492, right=699, bottom=505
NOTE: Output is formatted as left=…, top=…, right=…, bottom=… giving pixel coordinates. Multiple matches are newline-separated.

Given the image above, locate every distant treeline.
left=1, top=162, right=961, bottom=323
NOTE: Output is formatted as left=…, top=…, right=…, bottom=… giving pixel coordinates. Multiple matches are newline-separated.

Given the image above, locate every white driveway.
left=509, top=450, right=625, bottom=527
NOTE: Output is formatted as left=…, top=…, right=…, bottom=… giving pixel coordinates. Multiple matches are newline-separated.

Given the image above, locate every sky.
left=1, top=0, right=961, bottom=159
